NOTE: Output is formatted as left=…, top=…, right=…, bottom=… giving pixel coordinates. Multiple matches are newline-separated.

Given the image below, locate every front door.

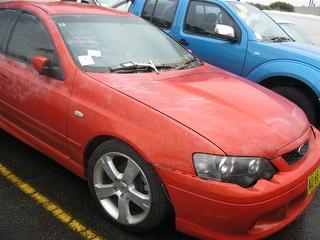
left=2, top=11, right=70, bottom=155
left=0, top=9, right=20, bottom=125
left=172, top=0, right=247, bottom=75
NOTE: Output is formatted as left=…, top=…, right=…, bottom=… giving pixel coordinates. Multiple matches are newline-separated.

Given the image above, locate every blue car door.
left=171, top=0, right=248, bottom=75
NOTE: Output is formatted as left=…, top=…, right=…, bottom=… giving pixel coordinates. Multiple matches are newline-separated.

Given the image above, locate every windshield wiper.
left=270, top=36, right=292, bottom=43
left=110, top=60, right=159, bottom=74
left=176, top=57, right=203, bottom=70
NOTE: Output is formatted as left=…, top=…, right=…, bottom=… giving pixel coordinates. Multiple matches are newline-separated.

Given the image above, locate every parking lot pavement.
left=0, top=130, right=319, bottom=240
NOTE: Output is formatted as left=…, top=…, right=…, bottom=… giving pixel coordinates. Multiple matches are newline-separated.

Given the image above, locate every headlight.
left=193, top=153, right=277, bottom=188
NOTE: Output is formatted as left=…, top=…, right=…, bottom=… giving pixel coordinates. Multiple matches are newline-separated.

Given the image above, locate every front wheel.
left=87, top=139, right=171, bottom=232
left=272, top=86, right=318, bottom=126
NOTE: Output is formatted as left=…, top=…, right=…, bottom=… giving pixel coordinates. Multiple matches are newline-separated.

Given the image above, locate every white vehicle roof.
left=264, top=10, right=320, bottom=21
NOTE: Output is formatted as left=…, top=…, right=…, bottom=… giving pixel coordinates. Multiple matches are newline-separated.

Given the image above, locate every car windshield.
left=53, top=14, right=194, bottom=72
left=279, top=23, right=313, bottom=45
left=229, top=2, right=290, bottom=42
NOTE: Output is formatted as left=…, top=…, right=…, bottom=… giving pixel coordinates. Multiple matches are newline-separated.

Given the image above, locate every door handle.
left=178, top=39, right=189, bottom=46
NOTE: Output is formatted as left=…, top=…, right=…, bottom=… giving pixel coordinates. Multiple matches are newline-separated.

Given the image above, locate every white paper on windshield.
left=88, top=50, right=102, bottom=57
left=78, top=55, right=95, bottom=66
left=254, top=32, right=263, bottom=40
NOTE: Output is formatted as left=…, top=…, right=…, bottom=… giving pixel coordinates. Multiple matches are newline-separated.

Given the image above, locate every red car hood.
left=86, top=65, right=309, bottom=159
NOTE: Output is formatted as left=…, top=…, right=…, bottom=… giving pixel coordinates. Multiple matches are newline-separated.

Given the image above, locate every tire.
left=272, top=86, right=318, bottom=125
left=87, top=139, right=171, bottom=232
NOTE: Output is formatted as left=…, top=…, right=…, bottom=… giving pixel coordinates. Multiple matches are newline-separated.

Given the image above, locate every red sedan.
left=0, top=1, right=319, bottom=239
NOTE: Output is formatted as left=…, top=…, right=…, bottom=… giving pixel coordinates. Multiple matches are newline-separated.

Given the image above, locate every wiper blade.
left=270, top=37, right=292, bottom=42
left=176, top=57, right=202, bottom=70
left=154, top=63, right=178, bottom=70
left=110, top=60, right=159, bottom=74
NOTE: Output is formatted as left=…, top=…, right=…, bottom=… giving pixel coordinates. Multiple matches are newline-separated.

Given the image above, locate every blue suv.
left=121, top=0, right=320, bottom=125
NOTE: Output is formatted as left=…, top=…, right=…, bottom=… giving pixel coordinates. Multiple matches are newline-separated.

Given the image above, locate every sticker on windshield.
left=58, top=23, right=66, bottom=27
left=88, top=50, right=101, bottom=57
left=78, top=55, right=95, bottom=66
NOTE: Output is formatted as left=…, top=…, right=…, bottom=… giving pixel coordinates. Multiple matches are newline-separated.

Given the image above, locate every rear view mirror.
left=214, top=24, right=237, bottom=42
left=32, top=55, right=49, bottom=74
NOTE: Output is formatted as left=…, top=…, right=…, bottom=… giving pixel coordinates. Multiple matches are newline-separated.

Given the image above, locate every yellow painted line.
left=0, top=164, right=104, bottom=240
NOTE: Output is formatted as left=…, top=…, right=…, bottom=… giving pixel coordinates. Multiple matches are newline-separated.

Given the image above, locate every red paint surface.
left=0, top=1, right=319, bottom=239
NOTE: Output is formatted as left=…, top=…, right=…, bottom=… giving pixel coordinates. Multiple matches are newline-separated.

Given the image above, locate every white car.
left=272, top=17, right=313, bottom=45
left=73, top=0, right=131, bottom=11
left=265, top=10, right=320, bottom=47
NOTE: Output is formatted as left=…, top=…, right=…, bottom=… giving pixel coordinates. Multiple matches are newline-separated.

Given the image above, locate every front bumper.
left=156, top=128, right=320, bottom=240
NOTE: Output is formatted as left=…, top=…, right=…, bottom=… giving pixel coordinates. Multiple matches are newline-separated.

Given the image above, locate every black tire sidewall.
left=272, top=86, right=317, bottom=125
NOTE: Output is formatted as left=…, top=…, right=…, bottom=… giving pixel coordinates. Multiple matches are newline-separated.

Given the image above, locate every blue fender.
left=246, top=60, right=320, bottom=97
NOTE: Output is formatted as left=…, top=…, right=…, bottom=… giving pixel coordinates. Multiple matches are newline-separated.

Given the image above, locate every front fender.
left=246, top=60, right=320, bottom=97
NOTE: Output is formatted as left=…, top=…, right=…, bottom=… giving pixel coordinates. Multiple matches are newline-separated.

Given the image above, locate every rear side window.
left=141, top=0, right=179, bottom=29
left=185, top=1, right=239, bottom=39
left=0, top=9, right=19, bottom=53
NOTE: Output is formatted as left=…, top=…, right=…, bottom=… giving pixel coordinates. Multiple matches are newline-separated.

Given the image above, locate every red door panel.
left=1, top=56, right=70, bottom=155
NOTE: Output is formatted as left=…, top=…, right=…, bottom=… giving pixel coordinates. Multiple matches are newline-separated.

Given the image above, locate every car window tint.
left=141, top=0, right=178, bottom=29
left=185, top=1, right=237, bottom=38
left=141, top=0, right=156, bottom=21
left=7, top=13, right=56, bottom=64
left=54, top=15, right=192, bottom=71
left=0, top=9, right=19, bottom=53
left=7, top=13, right=63, bottom=79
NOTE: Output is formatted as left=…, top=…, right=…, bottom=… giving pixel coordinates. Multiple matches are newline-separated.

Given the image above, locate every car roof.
left=0, top=0, right=131, bottom=15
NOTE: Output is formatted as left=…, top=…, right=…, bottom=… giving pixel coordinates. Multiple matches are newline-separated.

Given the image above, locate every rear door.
left=138, top=0, right=179, bottom=34
left=2, top=12, right=71, bottom=155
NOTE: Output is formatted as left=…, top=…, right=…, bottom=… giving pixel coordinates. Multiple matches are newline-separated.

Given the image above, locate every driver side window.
left=185, top=1, right=239, bottom=40
left=7, top=12, right=63, bottom=80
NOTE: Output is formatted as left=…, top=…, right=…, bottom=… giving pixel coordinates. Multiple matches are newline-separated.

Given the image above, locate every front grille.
left=282, top=142, right=309, bottom=165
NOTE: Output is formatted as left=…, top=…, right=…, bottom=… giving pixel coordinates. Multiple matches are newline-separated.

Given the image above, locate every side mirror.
left=32, top=55, right=50, bottom=75
left=214, top=24, right=237, bottom=42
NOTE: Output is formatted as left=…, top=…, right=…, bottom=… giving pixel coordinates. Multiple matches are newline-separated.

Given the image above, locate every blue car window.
left=185, top=1, right=238, bottom=39
left=141, top=0, right=179, bottom=29
left=141, top=0, right=156, bottom=21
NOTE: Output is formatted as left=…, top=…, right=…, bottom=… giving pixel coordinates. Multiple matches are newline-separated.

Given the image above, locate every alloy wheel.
left=93, top=152, right=151, bottom=225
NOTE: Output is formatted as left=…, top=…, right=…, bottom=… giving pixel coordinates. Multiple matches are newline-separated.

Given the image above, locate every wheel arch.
left=260, top=76, right=320, bottom=124
left=83, top=135, right=117, bottom=171
left=247, top=60, right=320, bottom=94
left=83, top=134, right=155, bottom=171
left=83, top=134, right=174, bottom=213
left=260, top=76, right=319, bottom=104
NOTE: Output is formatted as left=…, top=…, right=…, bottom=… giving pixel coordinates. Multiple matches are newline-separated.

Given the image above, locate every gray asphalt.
left=0, top=130, right=319, bottom=240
